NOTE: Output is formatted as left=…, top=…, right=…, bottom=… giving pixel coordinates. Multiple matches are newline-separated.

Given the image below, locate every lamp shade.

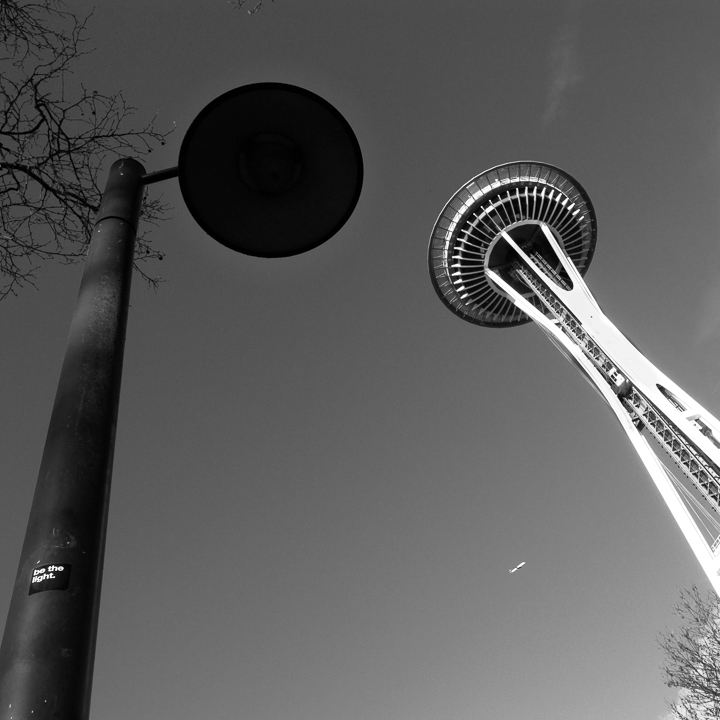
left=178, top=83, right=363, bottom=257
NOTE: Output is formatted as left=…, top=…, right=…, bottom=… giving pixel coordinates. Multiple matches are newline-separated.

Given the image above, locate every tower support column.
left=488, top=223, right=720, bottom=595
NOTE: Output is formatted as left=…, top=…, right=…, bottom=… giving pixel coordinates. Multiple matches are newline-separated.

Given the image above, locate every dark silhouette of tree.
left=660, top=585, right=720, bottom=720
left=0, top=0, right=169, bottom=299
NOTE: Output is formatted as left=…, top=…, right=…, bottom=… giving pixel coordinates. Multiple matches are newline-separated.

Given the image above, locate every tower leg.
left=488, top=223, right=720, bottom=594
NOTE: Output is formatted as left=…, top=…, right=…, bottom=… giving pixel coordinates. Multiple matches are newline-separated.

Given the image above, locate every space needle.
left=429, top=161, right=720, bottom=595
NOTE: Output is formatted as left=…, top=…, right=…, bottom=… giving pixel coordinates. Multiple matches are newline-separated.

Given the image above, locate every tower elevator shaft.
left=488, top=223, right=720, bottom=595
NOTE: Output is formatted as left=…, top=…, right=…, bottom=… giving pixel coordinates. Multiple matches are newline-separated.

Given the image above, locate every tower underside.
left=430, top=162, right=720, bottom=596
left=429, top=161, right=596, bottom=327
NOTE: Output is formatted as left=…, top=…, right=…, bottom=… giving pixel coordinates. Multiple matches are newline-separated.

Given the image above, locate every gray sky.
left=3, top=1, right=720, bottom=718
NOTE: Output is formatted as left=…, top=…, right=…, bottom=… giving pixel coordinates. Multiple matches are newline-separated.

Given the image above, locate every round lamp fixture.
left=178, top=83, right=363, bottom=257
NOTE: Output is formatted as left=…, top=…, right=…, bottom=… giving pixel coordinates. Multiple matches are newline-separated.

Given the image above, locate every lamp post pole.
left=0, top=159, right=146, bottom=720
left=0, top=82, right=362, bottom=720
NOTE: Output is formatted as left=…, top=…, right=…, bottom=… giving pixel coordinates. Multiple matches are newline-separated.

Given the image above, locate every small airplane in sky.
left=508, top=561, right=526, bottom=574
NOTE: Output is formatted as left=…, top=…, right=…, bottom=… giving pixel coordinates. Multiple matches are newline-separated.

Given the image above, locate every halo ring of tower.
left=429, top=161, right=598, bottom=327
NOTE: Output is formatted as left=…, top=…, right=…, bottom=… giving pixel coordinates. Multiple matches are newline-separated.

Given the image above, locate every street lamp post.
left=0, top=83, right=363, bottom=720
left=0, top=158, right=146, bottom=720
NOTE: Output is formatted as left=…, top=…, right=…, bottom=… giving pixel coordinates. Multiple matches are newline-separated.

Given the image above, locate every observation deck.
left=429, top=161, right=598, bottom=327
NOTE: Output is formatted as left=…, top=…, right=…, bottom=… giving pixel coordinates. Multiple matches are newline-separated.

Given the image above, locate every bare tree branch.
left=227, top=0, right=274, bottom=16
left=0, top=0, right=170, bottom=299
left=659, top=586, right=720, bottom=720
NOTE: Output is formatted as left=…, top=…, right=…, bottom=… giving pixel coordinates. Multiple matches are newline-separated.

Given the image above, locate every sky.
left=3, top=1, right=720, bottom=719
